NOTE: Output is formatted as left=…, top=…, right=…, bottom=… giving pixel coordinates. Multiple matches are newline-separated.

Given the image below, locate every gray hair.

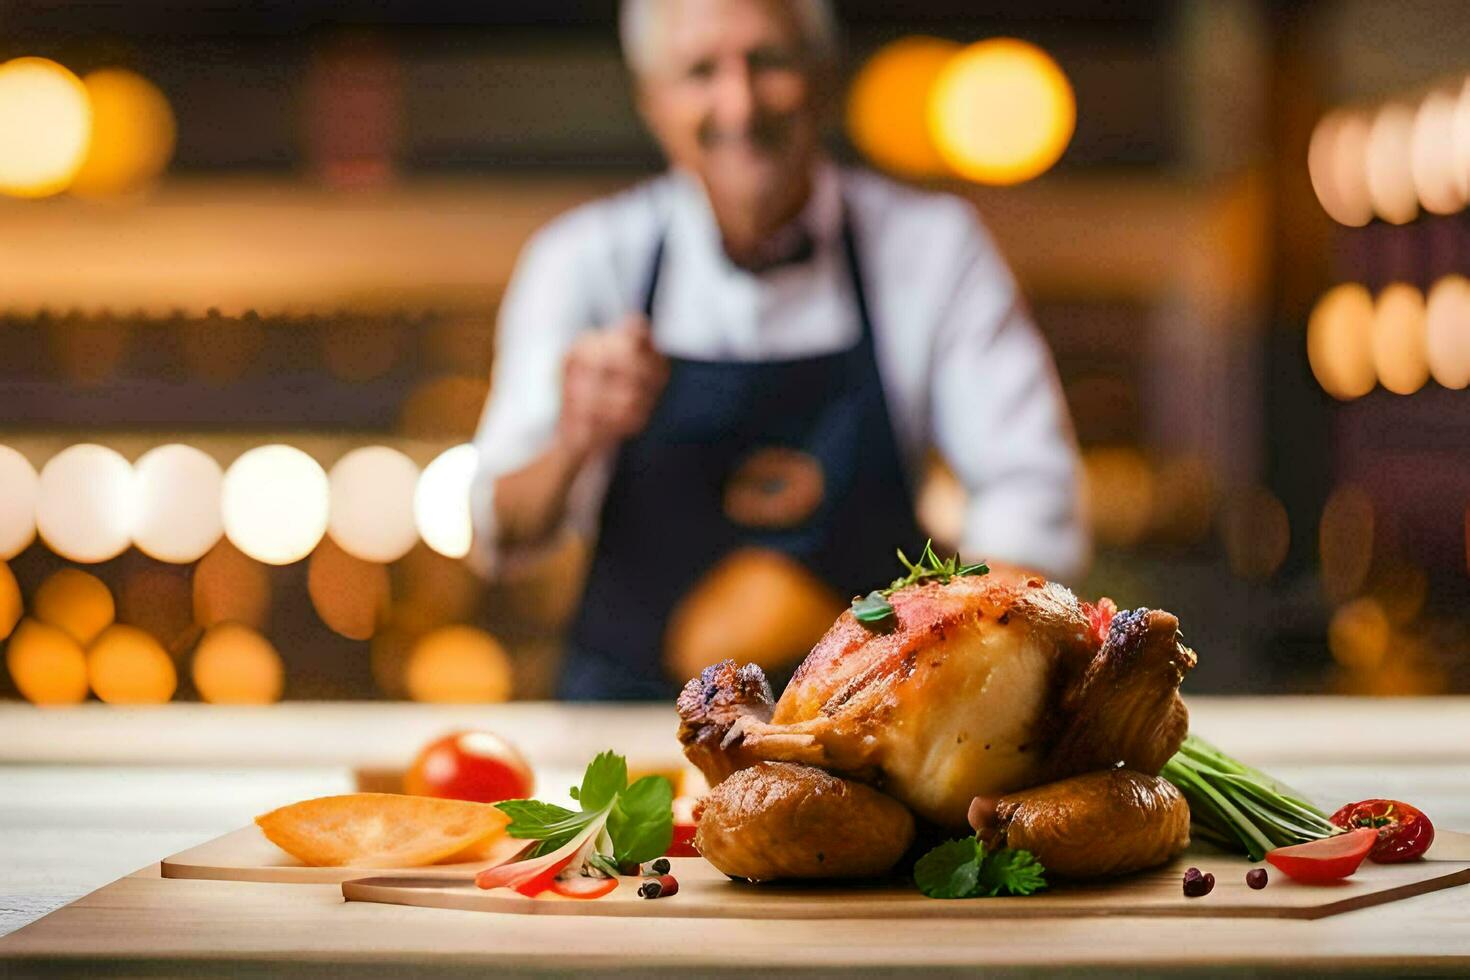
left=619, top=0, right=838, bottom=77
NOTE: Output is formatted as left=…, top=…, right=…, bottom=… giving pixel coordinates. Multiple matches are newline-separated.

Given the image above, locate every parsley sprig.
left=913, top=836, right=1047, bottom=899
left=850, top=540, right=990, bottom=629
left=495, top=750, right=673, bottom=867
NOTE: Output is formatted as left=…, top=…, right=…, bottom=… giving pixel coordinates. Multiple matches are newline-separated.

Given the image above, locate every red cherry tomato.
left=1265, top=828, right=1378, bottom=882
left=666, top=794, right=700, bottom=857
left=404, top=730, right=534, bottom=804
left=1330, top=799, right=1435, bottom=863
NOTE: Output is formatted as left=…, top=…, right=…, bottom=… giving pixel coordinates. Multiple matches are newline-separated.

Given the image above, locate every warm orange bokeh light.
left=33, top=568, right=116, bottom=646
left=1426, top=274, right=1470, bottom=390
left=193, top=538, right=272, bottom=630
left=1320, top=484, right=1375, bottom=603
left=307, top=536, right=390, bottom=641
left=1308, top=109, right=1374, bottom=227
left=1371, top=282, right=1429, bottom=395
left=405, top=625, right=512, bottom=703
left=87, top=623, right=177, bottom=704
left=1365, top=102, right=1419, bottom=225
left=0, top=57, right=92, bottom=198
left=192, top=622, right=285, bottom=704
left=70, top=68, right=176, bottom=197
left=6, top=618, right=89, bottom=705
left=1307, top=283, right=1377, bottom=400
left=928, top=38, right=1074, bottom=185
left=1328, top=597, right=1391, bottom=670
left=1220, top=486, right=1290, bottom=580
left=0, top=561, right=22, bottom=641
left=846, top=36, right=960, bottom=179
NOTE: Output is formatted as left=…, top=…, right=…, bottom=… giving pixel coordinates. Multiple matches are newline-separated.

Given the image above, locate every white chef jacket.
left=470, top=163, right=1089, bottom=582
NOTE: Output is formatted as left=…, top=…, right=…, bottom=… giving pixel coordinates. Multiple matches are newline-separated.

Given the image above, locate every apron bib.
left=560, top=201, right=920, bottom=700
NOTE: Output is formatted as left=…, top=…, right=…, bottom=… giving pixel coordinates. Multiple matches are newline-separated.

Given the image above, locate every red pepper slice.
left=1265, top=828, right=1378, bottom=882
left=548, top=874, right=620, bottom=899
left=1330, top=799, right=1435, bottom=863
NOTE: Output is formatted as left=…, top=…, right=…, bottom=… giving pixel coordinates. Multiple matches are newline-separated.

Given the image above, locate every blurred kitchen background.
left=2, top=0, right=1468, bottom=706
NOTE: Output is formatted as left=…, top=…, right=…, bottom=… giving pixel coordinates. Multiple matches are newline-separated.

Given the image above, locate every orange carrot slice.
left=256, top=792, right=509, bottom=868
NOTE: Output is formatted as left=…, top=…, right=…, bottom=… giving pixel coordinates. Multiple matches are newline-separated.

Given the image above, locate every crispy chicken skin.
left=674, top=574, right=1198, bottom=881
left=971, top=769, right=1191, bottom=879
left=694, top=762, right=915, bottom=881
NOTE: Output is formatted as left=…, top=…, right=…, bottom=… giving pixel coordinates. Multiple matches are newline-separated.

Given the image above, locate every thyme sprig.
left=850, top=540, right=989, bottom=630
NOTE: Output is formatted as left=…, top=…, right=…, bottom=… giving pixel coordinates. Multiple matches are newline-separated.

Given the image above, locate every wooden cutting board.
left=342, top=853, right=1470, bottom=920
left=161, top=826, right=527, bottom=884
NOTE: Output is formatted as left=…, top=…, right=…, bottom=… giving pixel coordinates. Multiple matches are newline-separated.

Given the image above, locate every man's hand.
left=557, top=316, right=670, bottom=457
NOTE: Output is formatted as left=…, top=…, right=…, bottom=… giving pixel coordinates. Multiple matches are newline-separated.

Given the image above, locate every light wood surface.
left=341, top=852, right=1470, bottom=921
left=5, top=698, right=1470, bottom=975
left=161, top=827, right=530, bottom=885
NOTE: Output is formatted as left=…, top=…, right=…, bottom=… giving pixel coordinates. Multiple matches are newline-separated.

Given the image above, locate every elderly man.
left=471, top=0, right=1086, bottom=699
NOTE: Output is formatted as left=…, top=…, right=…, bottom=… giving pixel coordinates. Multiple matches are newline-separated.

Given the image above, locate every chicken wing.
left=693, top=761, right=915, bottom=881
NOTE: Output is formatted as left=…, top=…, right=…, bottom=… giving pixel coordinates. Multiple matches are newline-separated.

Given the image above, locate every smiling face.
left=634, top=0, right=826, bottom=253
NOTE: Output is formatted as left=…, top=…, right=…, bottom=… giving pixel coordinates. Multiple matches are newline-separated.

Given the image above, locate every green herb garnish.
left=849, top=540, right=990, bottom=630
left=497, top=750, right=673, bottom=866
left=1161, top=734, right=1338, bottom=861
left=914, top=836, right=1046, bottom=899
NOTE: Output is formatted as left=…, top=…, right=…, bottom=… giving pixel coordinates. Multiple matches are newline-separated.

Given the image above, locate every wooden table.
left=3, top=698, right=1470, bottom=976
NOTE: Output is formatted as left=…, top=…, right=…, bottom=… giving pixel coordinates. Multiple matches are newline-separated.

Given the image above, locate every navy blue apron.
left=559, top=200, right=921, bottom=700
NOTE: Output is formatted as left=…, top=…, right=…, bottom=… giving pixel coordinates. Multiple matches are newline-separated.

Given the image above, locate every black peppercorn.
left=1182, top=867, right=1215, bottom=897
left=1246, top=868, right=1268, bottom=890
left=651, top=857, right=672, bottom=875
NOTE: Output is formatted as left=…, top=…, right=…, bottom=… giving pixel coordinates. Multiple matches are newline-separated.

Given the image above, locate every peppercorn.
left=1246, top=868, right=1268, bottom=890
left=618, top=861, right=641, bottom=877
left=651, top=857, right=671, bottom=875
left=1182, top=867, right=1215, bottom=898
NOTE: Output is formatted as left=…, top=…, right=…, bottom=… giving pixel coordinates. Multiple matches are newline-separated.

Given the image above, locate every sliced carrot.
left=256, top=792, right=509, bottom=868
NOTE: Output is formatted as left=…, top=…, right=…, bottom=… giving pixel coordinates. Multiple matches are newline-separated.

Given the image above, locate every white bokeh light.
left=328, top=446, right=420, bottom=563
left=0, top=446, right=38, bottom=559
left=221, top=445, right=329, bottom=565
left=132, top=444, right=224, bottom=563
left=414, top=443, right=477, bottom=559
left=36, top=444, right=135, bottom=563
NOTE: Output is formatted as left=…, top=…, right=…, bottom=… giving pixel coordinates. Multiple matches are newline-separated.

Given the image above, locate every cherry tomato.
left=1265, top=828, right=1378, bottom=882
left=1330, top=799, right=1435, bottom=863
left=404, top=730, right=534, bottom=804
left=666, top=794, right=700, bottom=857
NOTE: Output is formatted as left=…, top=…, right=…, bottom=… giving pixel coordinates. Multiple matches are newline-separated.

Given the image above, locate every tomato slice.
left=1330, top=799, right=1436, bottom=863
left=548, top=874, right=620, bottom=899
left=1265, top=828, right=1378, bottom=882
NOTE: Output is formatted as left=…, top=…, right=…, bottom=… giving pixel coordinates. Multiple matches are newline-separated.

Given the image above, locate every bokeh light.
left=307, top=536, right=390, bottom=640
left=1426, top=274, right=1470, bottom=390
left=36, top=444, right=135, bottom=563
left=0, top=562, right=21, bottom=641
left=1081, top=447, right=1155, bottom=548
left=915, top=458, right=966, bottom=550
left=1410, top=89, right=1465, bottom=216
left=414, top=443, right=477, bottom=559
left=1454, top=76, right=1470, bottom=203
left=327, top=446, right=420, bottom=563
left=1308, top=110, right=1374, bottom=227
left=193, top=538, right=271, bottom=630
left=192, top=622, right=284, bottom=704
left=1307, top=283, right=1377, bottom=400
left=405, top=625, right=512, bottom=703
left=119, top=565, right=196, bottom=653
left=0, top=446, right=38, bottom=560
left=397, top=375, right=490, bottom=439
left=1371, top=282, right=1429, bottom=395
left=33, top=568, right=115, bottom=646
left=0, top=57, right=92, bottom=198
left=1220, top=486, right=1290, bottom=581
left=132, top=444, right=224, bottom=563
left=846, top=36, right=959, bottom=179
left=6, top=618, right=88, bottom=705
left=928, top=38, right=1074, bottom=186
left=86, top=623, right=176, bottom=704
left=221, top=445, right=329, bottom=565
left=69, top=68, right=176, bottom=197
left=1365, top=102, right=1419, bottom=225
left=1328, top=597, right=1391, bottom=670
left=1320, top=484, right=1375, bottom=604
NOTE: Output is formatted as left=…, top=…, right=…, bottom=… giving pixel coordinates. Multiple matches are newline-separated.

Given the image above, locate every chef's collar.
left=670, top=160, right=841, bottom=275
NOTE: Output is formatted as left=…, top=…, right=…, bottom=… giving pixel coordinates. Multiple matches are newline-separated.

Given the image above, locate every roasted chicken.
left=677, top=574, right=1197, bottom=881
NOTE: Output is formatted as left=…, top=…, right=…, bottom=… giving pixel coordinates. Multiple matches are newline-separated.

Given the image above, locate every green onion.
left=1161, top=735, right=1340, bottom=861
